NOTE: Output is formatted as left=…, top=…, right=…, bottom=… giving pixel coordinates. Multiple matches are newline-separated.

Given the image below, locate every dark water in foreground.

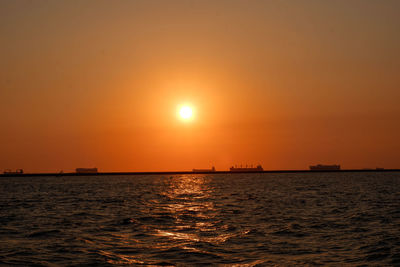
left=0, top=173, right=400, bottom=266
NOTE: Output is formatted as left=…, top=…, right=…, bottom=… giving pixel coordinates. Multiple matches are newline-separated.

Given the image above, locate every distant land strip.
left=1, top=169, right=400, bottom=177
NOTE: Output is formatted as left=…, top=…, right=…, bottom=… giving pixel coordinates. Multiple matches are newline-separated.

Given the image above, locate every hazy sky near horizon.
left=1, top=0, right=399, bottom=172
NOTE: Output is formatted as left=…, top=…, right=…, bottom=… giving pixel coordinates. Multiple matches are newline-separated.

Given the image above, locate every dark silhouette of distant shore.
left=1, top=169, right=399, bottom=177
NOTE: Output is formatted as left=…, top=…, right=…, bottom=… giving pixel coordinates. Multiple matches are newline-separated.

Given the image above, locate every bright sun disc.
left=179, top=106, right=193, bottom=120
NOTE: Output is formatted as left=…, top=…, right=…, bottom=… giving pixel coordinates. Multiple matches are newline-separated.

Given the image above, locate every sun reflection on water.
left=152, top=175, right=218, bottom=241
left=162, top=175, right=212, bottom=198
left=93, top=175, right=240, bottom=264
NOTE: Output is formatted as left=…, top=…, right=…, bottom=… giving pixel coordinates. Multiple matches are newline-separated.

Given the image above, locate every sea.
left=0, top=172, right=399, bottom=266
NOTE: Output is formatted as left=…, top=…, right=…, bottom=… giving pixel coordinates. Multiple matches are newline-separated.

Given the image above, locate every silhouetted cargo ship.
left=76, top=168, right=98, bottom=174
left=230, top=165, right=263, bottom=172
left=309, top=164, right=340, bottom=170
left=192, top=166, right=216, bottom=173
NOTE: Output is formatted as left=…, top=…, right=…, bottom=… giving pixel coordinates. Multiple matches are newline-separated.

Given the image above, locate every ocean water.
left=0, top=172, right=399, bottom=266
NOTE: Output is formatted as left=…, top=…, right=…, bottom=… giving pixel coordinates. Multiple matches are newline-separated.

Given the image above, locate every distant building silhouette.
left=192, top=166, right=216, bottom=173
left=75, top=168, right=98, bottom=174
left=309, top=164, right=340, bottom=170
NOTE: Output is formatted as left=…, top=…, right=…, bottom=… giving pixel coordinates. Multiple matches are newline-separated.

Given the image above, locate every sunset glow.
left=0, top=1, right=399, bottom=173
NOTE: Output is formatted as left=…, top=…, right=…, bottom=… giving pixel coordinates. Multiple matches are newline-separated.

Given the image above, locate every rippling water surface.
left=1, top=172, right=400, bottom=266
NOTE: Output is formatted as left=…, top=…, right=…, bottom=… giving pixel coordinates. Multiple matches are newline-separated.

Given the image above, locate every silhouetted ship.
left=3, top=169, right=23, bottom=174
left=309, top=164, right=340, bottom=170
left=230, top=165, right=263, bottom=172
left=76, top=168, right=98, bottom=174
left=192, top=166, right=216, bottom=173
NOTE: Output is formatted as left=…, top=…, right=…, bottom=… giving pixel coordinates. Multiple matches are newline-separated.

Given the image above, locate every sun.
left=179, top=106, right=193, bottom=120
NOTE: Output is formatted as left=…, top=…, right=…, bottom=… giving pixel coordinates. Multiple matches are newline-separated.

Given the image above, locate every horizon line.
left=1, top=168, right=400, bottom=177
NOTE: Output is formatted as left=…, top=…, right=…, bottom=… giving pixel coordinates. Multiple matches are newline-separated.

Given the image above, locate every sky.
left=1, top=0, right=399, bottom=172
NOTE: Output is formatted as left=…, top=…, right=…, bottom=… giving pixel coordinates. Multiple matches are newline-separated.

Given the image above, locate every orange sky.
left=1, top=1, right=399, bottom=172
